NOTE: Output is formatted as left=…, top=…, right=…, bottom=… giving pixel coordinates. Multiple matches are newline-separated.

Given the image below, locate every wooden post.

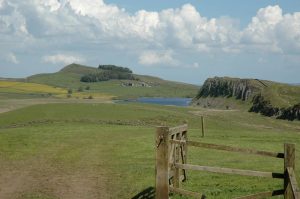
left=156, top=126, right=170, bottom=199
left=174, top=133, right=180, bottom=188
left=284, top=143, right=295, bottom=199
left=201, top=116, right=205, bottom=138
left=182, top=131, right=188, bottom=181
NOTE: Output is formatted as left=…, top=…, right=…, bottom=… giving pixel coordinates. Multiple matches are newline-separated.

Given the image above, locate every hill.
left=26, top=63, right=199, bottom=99
left=193, top=77, right=300, bottom=120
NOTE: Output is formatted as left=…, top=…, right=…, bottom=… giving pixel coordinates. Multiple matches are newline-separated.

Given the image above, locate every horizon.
left=2, top=62, right=300, bottom=86
left=1, top=0, right=300, bottom=85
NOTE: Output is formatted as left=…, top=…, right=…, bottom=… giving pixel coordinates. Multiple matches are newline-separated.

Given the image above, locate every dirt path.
left=0, top=159, right=109, bottom=199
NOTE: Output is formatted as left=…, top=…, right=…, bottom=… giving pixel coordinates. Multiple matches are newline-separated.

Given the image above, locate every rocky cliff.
left=194, top=77, right=300, bottom=121
left=196, top=77, right=262, bottom=101
left=277, top=103, right=300, bottom=121
left=250, top=95, right=300, bottom=121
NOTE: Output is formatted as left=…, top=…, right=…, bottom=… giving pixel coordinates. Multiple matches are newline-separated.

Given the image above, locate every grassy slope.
left=261, top=82, right=300, bottom=108
left=247, top=78, right=300, bottom=108
left=27, top=64, right=199, bottom=99
left=0, top=103, right=299, bottom=199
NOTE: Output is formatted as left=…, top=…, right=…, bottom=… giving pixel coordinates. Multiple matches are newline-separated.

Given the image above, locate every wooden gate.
left=155, top=124, right=300, bottom=199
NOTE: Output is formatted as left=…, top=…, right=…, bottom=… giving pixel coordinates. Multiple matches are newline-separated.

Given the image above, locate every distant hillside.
left=27, top=63, right=199, bottom=99
left=193, top=77, right=300, bottom=121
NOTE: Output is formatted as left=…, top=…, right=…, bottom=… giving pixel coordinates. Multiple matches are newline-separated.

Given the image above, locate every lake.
left=119, top=97, right=192, bottom=107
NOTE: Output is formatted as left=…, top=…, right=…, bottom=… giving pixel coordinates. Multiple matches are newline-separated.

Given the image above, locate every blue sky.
left=108, top=0, right=300, bottom=24
left=0, top=0, right=300, bottom=84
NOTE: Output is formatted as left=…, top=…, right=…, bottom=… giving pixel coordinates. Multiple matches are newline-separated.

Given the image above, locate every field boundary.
left=155, top=124, right=300, bottom=199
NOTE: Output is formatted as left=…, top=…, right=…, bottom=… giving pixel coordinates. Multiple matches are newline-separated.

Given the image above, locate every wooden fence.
left=155, top=124, right=300, bottom=199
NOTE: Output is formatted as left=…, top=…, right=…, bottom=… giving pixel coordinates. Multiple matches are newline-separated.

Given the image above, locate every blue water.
left=133, top=97, right=192, bottom=107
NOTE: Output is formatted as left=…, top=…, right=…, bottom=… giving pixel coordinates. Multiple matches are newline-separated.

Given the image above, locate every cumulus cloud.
left=43, top=54, right=85, bottom=65
left=138, top=50, right=178, bottom=66
left=0, top=0, right=299, bottom=70
left=241, top=5, right=300, bottom=53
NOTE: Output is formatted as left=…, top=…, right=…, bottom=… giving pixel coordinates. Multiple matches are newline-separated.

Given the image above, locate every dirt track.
left=0, top=159, right=109, bottom=199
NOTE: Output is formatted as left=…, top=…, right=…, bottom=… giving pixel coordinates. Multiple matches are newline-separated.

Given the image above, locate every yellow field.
left=0, top=81, right=67, bottom=94
left=0, top=80, right=114, bottom=100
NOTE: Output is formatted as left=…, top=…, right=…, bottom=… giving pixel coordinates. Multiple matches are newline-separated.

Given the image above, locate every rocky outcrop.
left=277, top=103, right=300, bottom=121
left=196, top=77, right=260, bottom=101
left=249, top=95, right=280, bottom=117
left=194, top=77, right=300, bottom=121
left=249, top=96, right=300, bottom=121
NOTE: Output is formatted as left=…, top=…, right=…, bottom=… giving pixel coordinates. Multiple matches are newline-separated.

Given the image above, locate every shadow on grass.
left=131, top=186, right=155, bottom=199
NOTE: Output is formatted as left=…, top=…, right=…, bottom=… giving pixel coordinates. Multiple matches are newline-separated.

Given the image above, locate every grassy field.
left=0, top=81, right=67, bottom=96
left=0, top=80, right=114, bottom=100
left=0, top=102, right=299, bottom=199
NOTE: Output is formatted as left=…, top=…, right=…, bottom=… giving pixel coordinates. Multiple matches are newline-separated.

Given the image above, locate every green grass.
left=0, top=103, right=299, bottom=198
left=262, top=83, right=300, bottom=108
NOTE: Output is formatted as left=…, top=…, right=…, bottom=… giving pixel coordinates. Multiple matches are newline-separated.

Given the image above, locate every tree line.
left=80, top=65, right=137, bottom=82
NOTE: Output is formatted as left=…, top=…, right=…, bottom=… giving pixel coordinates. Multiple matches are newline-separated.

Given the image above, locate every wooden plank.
left=168, top=137, right=175, bottom=163
left=170, top=187, right=205, bottom=198
left=155, top=126, right=170, bottom=199
left=233, top=189, right=284, bottom=199
left=284, top=144, right=295, bottom=169
left=182, top=131, right=188, bottom=181
left=287, top=167, right=300, bottom=199
left=175, top=163, right=284, bottom=179
left=169, top=124, right=188, bottom=136
left=284, top=143, right=295, bottom=199
left=174, top=133, right=180, bottom=188
left=170, top=140, right=284, bottom=158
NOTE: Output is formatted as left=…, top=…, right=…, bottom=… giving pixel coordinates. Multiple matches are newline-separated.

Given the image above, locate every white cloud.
left=2, top=1, right=299, bottom=54
left=0, top=0, right=4, bottom=8
left=240, top=5, right=300, bottom=54
left=0, top=1, right=299, bottom=71
left=5, top=53, right=19, bottom=64
left=43, top=0, right=61, bottom=12
left=43, top=54, right=84, bottom=65
left=138, top=50, right=178, bottom=66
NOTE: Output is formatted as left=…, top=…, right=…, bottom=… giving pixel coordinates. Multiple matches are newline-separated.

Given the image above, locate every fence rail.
left=170, top=140, right=284, bottom=158
left=175, top=163, right=284, bottom=179
left=155, top=124, right=300, bottom=199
